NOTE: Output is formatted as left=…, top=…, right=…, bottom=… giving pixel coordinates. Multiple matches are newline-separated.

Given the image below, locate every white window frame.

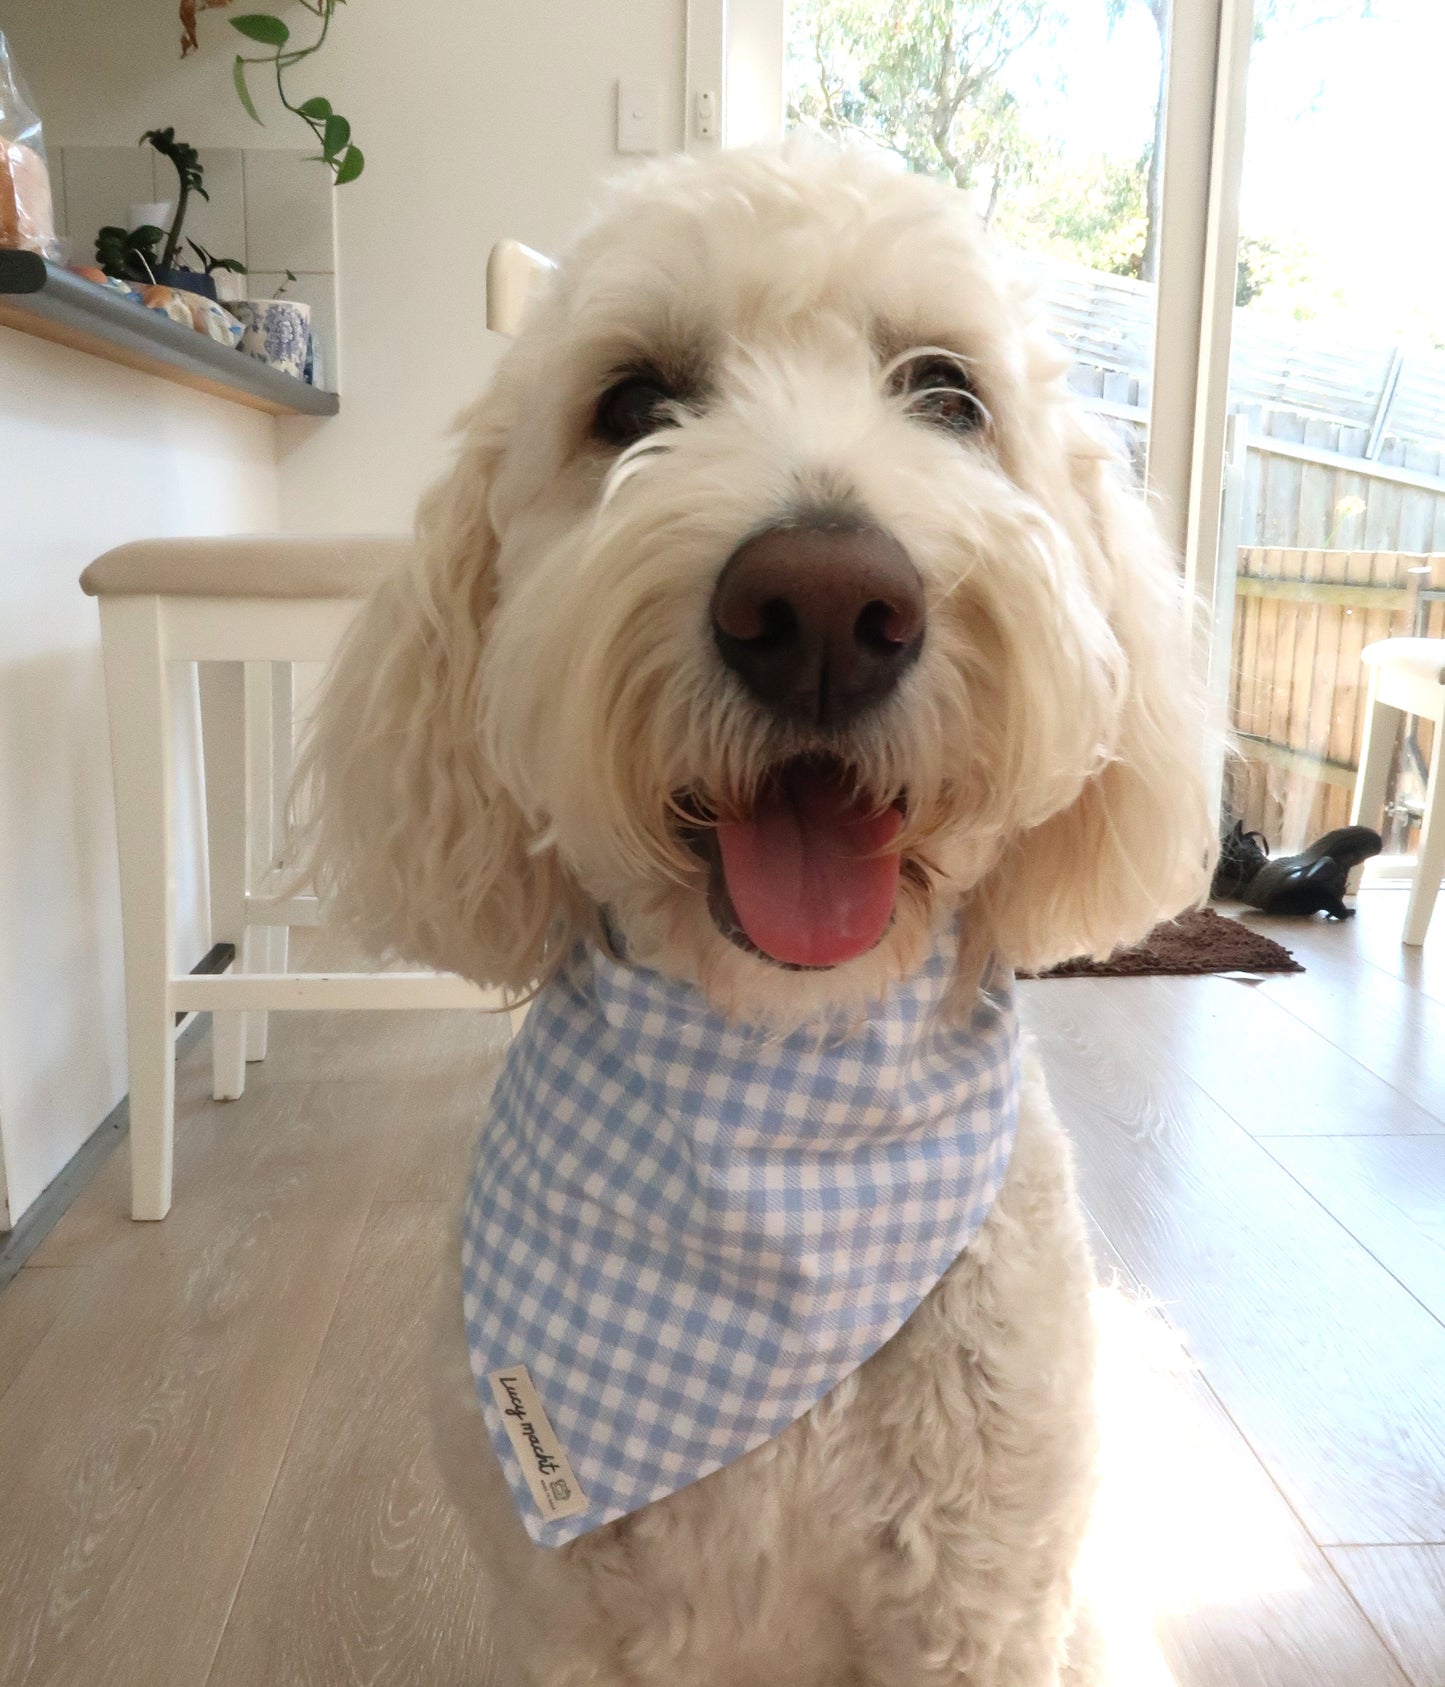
left=688, top=0, right=787, bottom=151
left=1149, top=0, right=1254, bottom=823
left=723, top=0, right=786, bottom=148
left=685, top=0, right=728, bottom=154
left=1149, top=0, right=1254, bottom=610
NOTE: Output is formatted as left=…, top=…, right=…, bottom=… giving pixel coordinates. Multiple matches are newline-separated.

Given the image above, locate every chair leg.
left=199, top=662, right=248, bottom=1099
left=268, top=922, right=290, bottom=986
left=1403, top=721, right=1444, bottom=947
left=100, top=597, right=177, bottom=1221
left=250, top=661, right=296, bottom=1060
left=244, top=664, right=276, bottom=1062
left=1349, top=672, right=1400, bottom=895
left=271, top=660, right=294, bottom=852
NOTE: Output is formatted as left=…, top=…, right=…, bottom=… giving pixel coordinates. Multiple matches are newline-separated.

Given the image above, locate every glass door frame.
left=1150, top=1, right=1254, bottom=713
left=687, top=0, right=788, bottom=153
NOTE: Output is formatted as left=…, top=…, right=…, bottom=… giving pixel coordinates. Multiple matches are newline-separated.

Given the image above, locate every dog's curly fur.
left=298, top=143, right=1215, bottom=1685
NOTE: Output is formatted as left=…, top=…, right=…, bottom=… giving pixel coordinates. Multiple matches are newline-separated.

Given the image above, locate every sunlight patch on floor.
left=1077, top=1281, right=1312, bottom=1683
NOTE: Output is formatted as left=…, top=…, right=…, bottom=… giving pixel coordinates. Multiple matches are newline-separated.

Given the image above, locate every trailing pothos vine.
left=186, top=0, right=364, bottom=185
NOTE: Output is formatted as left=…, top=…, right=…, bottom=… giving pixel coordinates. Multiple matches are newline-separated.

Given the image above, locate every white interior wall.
left=0, top=333, right=277, bottom=1226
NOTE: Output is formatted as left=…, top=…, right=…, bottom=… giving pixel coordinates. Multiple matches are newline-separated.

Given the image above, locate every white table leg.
left=200, top=662, right=248, bottom=1099
left=100, top=597, right=177, bottom=1221
left=1349, top=670, right=1401, bottom=895
left=1404, top=720, right=1444, bottom=947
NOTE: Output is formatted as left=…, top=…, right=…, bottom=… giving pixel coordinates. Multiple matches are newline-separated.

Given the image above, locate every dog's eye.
left=593, top=373, right=681, bottom=448
left=892, top=357, right=987, bottom=437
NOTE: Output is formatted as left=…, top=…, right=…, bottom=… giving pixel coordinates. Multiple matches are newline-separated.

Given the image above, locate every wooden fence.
left=1240, top=414, right=1445, bottom=553
left=1068, top=389, right=1445, bottom=556
left=1225, top=549, right=1445, bottom=850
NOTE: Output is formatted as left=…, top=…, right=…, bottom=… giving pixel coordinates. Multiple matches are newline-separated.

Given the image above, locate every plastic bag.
left=0, top=30, right=60, bottom=258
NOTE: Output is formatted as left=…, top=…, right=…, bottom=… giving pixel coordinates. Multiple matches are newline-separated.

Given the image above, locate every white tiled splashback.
left=51, top=146, right=340, bottom=389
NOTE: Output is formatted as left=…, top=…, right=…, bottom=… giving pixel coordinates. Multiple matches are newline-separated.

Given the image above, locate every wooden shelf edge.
left=0, top=252, right=338, bottom=418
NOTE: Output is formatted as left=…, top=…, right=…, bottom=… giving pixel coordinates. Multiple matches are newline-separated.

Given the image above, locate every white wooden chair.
left=485, top=239, right=556, bottom=333
left=86, top=246, right=555, bottom=1221
left=82, top=537, right=503, bottom=1221
left=1350, top=637, right=1445, bottom=947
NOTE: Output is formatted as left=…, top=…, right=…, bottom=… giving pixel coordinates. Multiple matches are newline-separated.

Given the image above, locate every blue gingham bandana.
left=461, top=920, right=1019, bottom=1546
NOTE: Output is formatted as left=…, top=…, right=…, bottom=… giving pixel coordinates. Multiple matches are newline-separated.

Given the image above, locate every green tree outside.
left=786, top=0, right=1401, bottom=301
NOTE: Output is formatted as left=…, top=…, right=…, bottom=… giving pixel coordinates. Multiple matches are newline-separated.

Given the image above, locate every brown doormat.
left=1030, top=906, right=1304, bottom=979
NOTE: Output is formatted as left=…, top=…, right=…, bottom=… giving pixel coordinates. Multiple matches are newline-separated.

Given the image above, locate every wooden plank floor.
left=0, top=888, right=1440, bottom=1684
left=0, top=1001, right=511, bottom=1687
left=1024, top=884, right=1445, bottom=1686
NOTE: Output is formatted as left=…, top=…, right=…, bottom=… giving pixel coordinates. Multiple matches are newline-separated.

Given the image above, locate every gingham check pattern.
left=461, top=920, right=1020, bottom=1546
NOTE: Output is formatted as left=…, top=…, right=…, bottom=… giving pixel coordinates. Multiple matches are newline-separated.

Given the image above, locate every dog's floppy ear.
left=977, top=438, right=1217, bottom=973
left=295, top=391, right=578, bottom=991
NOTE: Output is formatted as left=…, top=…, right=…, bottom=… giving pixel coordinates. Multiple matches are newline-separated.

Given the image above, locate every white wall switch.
left=695, top=91, right=718, bottom=142
left=616, top=80, right=661, bottom=154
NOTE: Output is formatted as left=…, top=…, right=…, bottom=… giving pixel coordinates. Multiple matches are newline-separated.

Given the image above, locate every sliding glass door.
left=1218, top=1, right=1444, bottom=859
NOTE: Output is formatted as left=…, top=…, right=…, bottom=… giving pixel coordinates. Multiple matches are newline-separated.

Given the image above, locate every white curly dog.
left=301, top=144, right=1213, bottom=1686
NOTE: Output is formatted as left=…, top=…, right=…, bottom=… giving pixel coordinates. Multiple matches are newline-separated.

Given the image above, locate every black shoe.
left=1212, top=820, right=1270, bottom=899
left=1238, top=826, right=1382, bottom=920
left=1291, top=826, right=1386, bottom=871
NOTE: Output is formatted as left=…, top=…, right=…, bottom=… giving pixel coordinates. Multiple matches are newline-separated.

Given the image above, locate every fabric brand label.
left=488, top=1366, right=587, bottom=1521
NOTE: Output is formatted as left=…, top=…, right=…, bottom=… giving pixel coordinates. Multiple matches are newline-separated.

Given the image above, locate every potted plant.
left=186, top=238, right=248, bottom=301
left=93, top=128, right=221, bottom=295
left=93, top=222, right=166, bottom=286
left=140, top=127, right=216, bottom=295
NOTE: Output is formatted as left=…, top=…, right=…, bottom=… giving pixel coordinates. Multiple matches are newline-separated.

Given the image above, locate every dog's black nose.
left=711, top=523, right=925, bottom=727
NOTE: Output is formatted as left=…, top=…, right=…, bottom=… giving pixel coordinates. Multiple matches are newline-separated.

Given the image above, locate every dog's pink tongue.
left=716, top=764, right=903, bottom=968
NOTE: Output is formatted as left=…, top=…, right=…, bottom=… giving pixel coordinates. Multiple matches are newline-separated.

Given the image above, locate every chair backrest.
left=486, top=239, right=557, bottom=336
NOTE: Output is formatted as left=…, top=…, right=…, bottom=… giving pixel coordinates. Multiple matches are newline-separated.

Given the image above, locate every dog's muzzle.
left=683, top=521, right=923, bottom=971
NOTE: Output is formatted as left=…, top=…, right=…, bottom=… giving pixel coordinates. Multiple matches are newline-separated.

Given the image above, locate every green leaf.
left=297, top=96, right=332, bottom=120
left=232, top=56, right=264, bottom=124
left=230, top=13, right=291, bottom=46
left=333, top=143, right=364, bottom=185
left=322, top=114, right=351, bottom=160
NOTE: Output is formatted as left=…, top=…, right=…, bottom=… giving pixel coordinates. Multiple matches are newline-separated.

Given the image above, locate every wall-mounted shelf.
left=0, top=251, right=338, bottom=418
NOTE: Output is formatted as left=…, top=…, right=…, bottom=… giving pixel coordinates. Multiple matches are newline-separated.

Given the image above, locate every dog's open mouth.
left=683, top=756, right=904, bottom=970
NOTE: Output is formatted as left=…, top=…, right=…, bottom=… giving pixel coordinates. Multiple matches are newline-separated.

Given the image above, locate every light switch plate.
left=616, top=80, right=661, bottom=154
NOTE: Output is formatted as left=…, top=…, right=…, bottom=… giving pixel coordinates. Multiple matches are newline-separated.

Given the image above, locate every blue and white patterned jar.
left=231, top=299, right=312, bottom=381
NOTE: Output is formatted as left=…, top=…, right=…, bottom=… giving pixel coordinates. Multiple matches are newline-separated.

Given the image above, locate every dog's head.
left=301, top=145, right=1214, bottom=1021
